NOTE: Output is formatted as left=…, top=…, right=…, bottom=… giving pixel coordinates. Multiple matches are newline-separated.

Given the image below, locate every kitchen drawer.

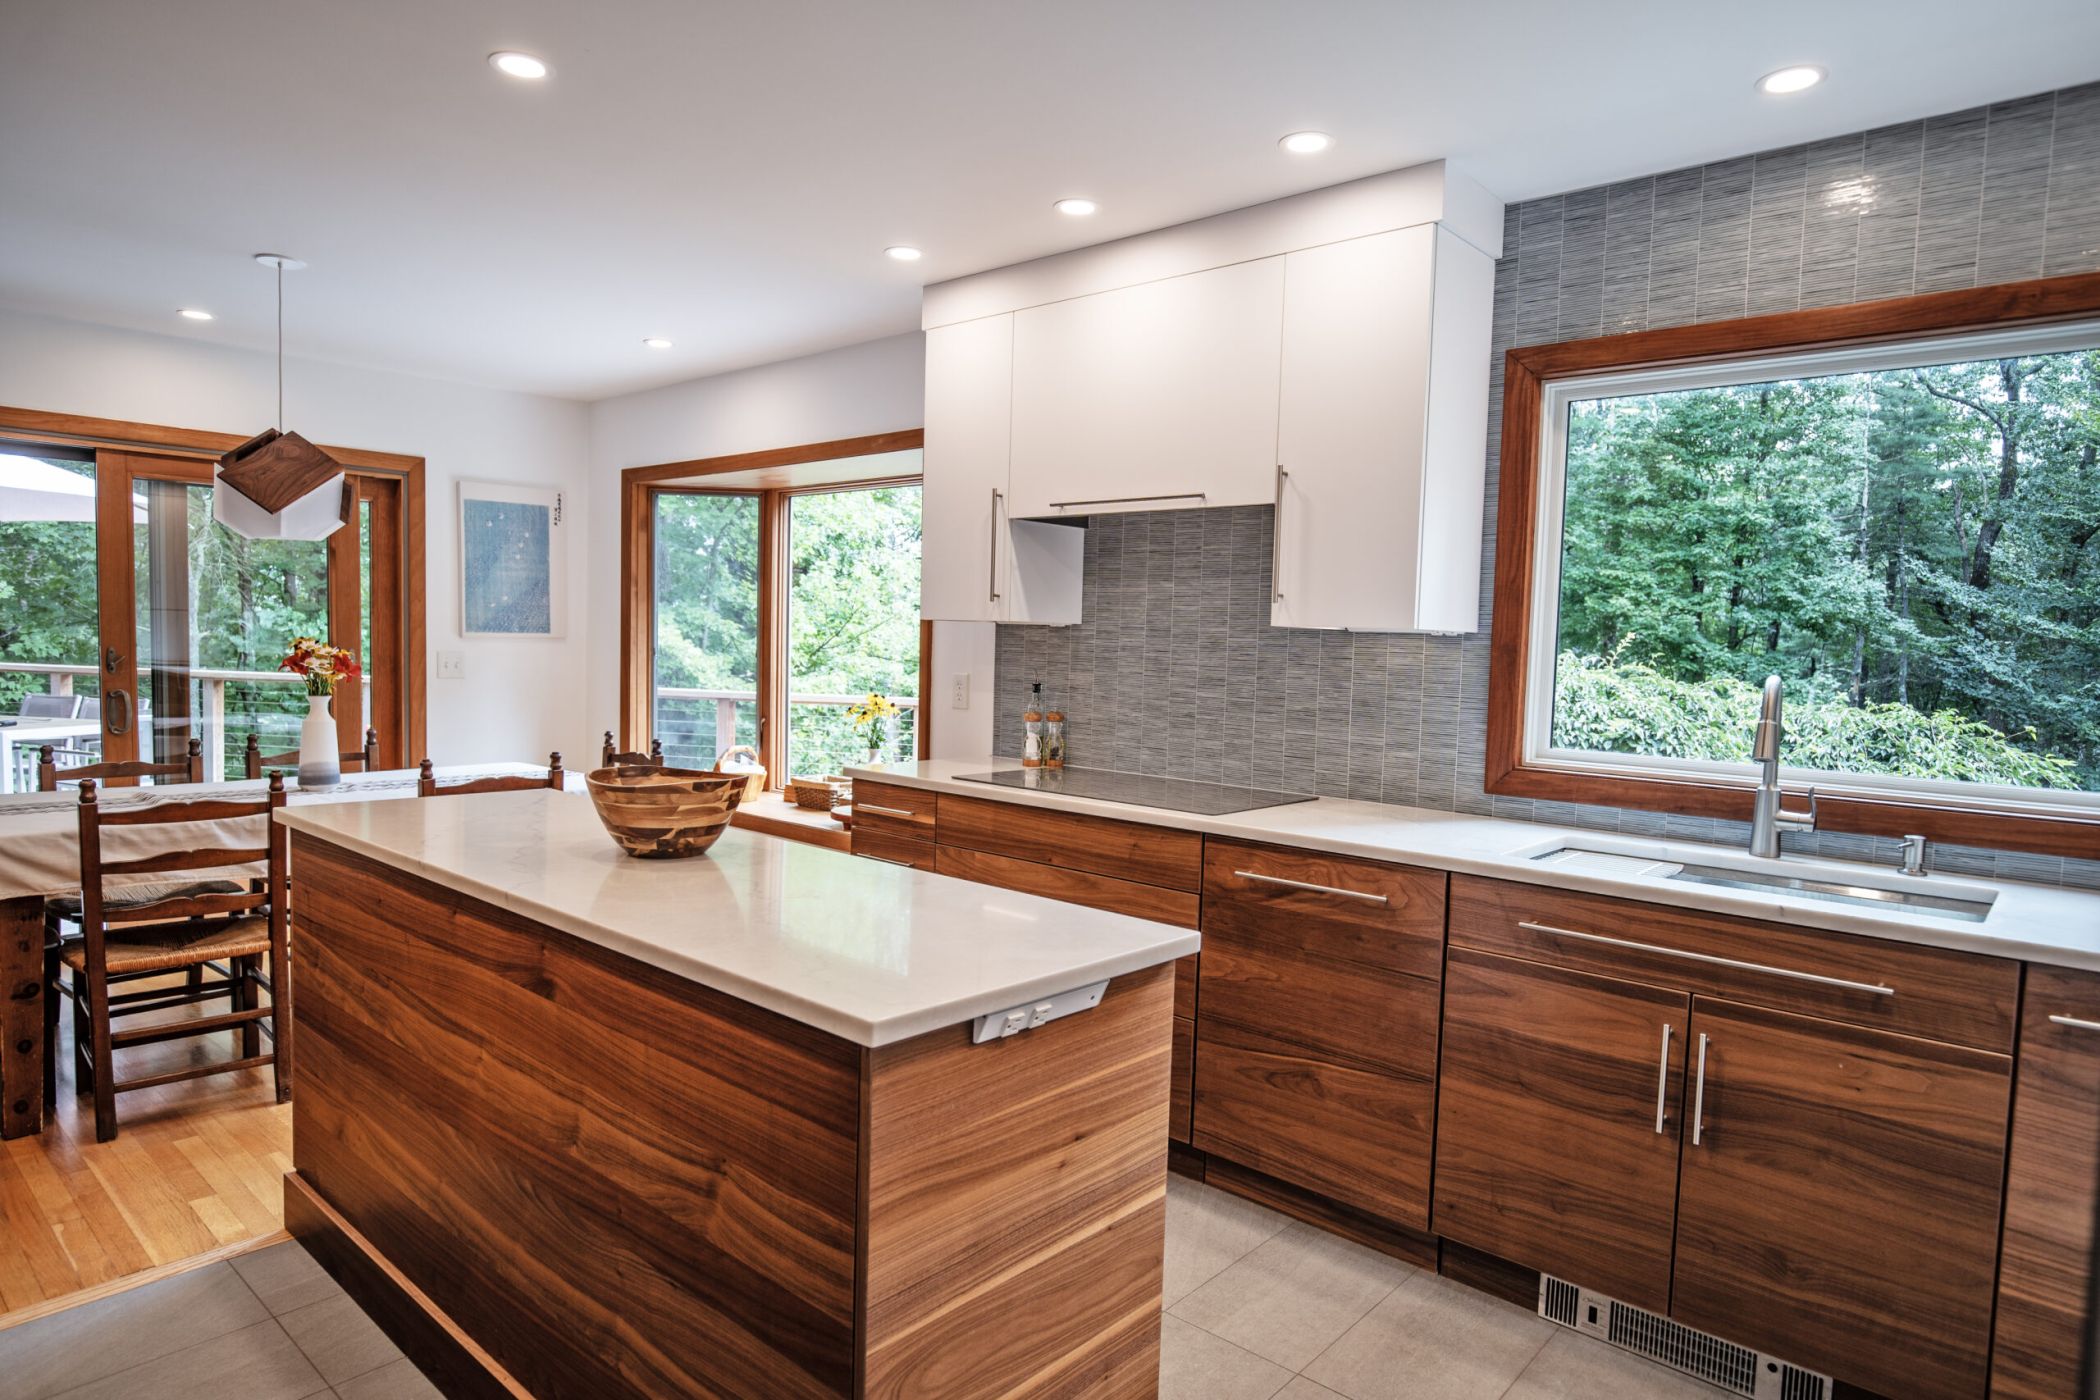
left=936, top=793, right=1202, bottom=892
left=1448, top=875, right=2018, bottom=1053
left=852, top=780, right=937, bottom=840
left=1204, top=839, right=1447, bottom=985
left=1170, top=1015, right=1194, bottom=1144
left=932, top=844, right=1200, bottom=928
left=1198, top=930, right=1438, bottom=1081
left=852, top=828, right=936, bottom=872
left=1192, top=1018, right=1435, bottom=1230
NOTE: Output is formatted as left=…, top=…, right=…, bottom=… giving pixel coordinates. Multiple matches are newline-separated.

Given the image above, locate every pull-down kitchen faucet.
left=1748, top=674, right=1816, bottom=859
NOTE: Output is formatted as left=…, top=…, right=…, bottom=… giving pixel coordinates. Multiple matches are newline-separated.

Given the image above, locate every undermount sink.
left=1524, top=839, right=1999, bottom=924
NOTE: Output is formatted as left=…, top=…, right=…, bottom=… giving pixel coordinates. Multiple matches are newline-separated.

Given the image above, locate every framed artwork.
left=458, top=479, right=565, bottom=638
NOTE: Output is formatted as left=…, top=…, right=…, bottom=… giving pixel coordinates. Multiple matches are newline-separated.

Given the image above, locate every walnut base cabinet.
left=1991, top=965, right=2100, bottom=1400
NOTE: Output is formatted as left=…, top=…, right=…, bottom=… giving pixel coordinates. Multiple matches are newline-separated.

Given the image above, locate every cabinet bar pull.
left=1271, top=465, right=1288, bottom=603
left=2049, top=1014, right=2100, bottom=1033
left=1232, top=870, right=1389, bottom=904
left=988, top=488, right=1003, bottom=604
left=1045, top=492, right=1207, bottom=509
left=1691, top=1032, right=1709, bottom=1146
left=856, top=803, right=917, bottom=819
left=858, top=853, right=917, bottom=868
left=1654, top=1022, right=1673, bottom=1134
left=1516, top=921, right=1894, bottom=997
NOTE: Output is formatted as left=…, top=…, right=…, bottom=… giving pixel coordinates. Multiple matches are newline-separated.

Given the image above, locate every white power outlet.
left=949, top=672, right=969, bottom=709
left=437, top=650, right=465, bottom=680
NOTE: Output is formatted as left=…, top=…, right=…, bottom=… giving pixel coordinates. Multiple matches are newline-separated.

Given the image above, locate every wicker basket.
left=787, top=775, right=849, bottom=810
left=709, top=745, right=767, bottom=803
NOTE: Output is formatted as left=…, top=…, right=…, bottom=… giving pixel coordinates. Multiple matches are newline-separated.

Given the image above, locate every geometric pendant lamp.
left=213, top=254, right=349, bottom=541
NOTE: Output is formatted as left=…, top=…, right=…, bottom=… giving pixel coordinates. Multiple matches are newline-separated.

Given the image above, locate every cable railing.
left=654, top=686, right=920, bottom=771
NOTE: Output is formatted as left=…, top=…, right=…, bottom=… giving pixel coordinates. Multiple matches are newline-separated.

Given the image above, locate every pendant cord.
left=276, top=261, right=284, bottom=432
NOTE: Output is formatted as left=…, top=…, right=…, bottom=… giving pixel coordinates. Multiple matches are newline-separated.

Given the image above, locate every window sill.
left=731, top=793, right=851, bottom=852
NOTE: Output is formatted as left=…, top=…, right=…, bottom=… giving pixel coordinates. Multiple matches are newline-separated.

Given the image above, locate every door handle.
left=2049, top=1014, right=2100, bottom=1033
left=104, top=689, right=132, bottom=736
left=1654, top=1022, right=1673, bottom=1134
left=988, top=488, right=1003, bottom=605
left=1271, top=465, right=1287, bottom=603
left=1690, top=1032, right=1710, bottom=1146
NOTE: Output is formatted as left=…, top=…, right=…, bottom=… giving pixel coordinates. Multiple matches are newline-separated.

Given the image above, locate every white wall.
left=586, top=331, right=998, bottom=762
left=0, top=309, right=594, bottom=765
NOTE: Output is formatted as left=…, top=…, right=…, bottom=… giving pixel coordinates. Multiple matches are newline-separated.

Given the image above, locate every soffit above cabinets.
left=921, top=159, right=1504, bottom=330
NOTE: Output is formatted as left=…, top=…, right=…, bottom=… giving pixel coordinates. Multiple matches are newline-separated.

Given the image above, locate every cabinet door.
left=921, top=315, right=1012, bottom=622
left=1431, top=948, right=1689, bottom=1313
left=1008, top=259, right=1284, bottom=519
left=1991, top=966, right=2100, bottom=1400
left=1672, top=999, right=2010, bottom=1400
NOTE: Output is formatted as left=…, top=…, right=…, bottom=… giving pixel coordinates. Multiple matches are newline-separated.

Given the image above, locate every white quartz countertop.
left=850, top=759, right=2100, bottom=973
left=275, top=790, right=1199, bottom=1047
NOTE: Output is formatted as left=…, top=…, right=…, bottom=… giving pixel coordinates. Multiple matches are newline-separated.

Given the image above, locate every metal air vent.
left=1536, top=1275, right=1830, bottom=1400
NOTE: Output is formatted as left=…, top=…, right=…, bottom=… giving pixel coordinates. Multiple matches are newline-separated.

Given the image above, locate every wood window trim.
left=0, top=403, right=427, bottom=768
left=619, top=430, right=927, bottom=785
left=1486, top=270, right=2100, bottom=861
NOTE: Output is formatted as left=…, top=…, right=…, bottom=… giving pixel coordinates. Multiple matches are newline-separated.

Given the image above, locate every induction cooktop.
left=954, top=766, right=1314, bottom=816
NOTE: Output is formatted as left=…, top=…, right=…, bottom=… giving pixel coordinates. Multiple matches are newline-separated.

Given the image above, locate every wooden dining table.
left=0, top=761, right=574, bottom=1138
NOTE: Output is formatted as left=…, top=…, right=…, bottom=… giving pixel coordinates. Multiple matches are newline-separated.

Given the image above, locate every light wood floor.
left=0, top=975, right=293, bottom=1316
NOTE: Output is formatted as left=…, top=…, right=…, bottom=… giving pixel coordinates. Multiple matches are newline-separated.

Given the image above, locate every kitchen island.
left=275, top=790, right=1197, bottom=1400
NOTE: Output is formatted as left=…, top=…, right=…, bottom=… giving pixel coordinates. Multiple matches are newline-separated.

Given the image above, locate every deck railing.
left=654, top=686, right=919, bottom=769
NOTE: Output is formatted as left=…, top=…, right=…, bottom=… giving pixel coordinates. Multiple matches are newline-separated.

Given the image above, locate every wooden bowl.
left=585, top=764, right=746, bottom=859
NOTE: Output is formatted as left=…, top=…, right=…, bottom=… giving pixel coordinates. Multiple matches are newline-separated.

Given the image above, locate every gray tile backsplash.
left=994, top=81, right=2100, bottom=889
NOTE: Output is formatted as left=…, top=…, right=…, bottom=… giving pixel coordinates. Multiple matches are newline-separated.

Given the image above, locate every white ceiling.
left=3, top=1, right=2096, bottom=402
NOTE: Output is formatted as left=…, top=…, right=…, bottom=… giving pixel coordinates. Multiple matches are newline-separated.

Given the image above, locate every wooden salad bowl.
left=585, top=764, right=747, bottom=858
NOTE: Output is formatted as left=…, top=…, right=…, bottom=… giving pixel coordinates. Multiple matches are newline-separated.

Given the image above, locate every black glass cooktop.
left=955, top=766, right=1314, bottom=816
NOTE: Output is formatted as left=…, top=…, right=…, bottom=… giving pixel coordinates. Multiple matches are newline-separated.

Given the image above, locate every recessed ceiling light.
left=1279, top=131, right=1331, bottom=155
left=178, top=308, right=214, bottom=321
left=489, top=51, right=550, bottom=80
left=885, top=245, right=923, bottom=262
left=1054, top=198, right=1098, bottom=217
left=1757, top=65, right=1824, bottom=95
left=642, top=337, right=673, bottom=350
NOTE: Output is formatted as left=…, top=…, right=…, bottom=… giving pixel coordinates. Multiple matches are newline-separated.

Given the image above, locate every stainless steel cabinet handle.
left=859, top=853, right=918, bottom=867
left=1517, top=921, right=1894, bottom=997
left=1271, top=465, right=1287, bottom=603
left=2049, top=1014, right=2100, bottom=1033
left=1232, top=870, right=1389, bottom=905
left=988, top=488, right=1002, bottom=604
left=1045, top=492, right=1207, bottom=510
left=1654, top=1022, right=1673, bottom=1134
left=856, top=803, right=916, bottom=819
left=1691, top=1032, right=1710, bottom=1147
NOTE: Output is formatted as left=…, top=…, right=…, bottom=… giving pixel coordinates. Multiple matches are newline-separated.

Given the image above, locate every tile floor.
left=3, top=1179, right=1731, bottom=1399
left=0, top=1240, right=438, bottom=1400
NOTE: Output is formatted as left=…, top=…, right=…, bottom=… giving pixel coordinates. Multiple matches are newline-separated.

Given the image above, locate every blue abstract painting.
left=463, top=498, right=552, bottom=634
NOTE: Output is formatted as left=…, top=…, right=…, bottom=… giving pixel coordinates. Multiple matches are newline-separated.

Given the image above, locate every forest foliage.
left=1554, top=347, right=2100, bottom=792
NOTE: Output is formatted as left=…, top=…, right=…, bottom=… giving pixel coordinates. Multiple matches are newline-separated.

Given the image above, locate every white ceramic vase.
left=298, top=692, right=339, bottom=787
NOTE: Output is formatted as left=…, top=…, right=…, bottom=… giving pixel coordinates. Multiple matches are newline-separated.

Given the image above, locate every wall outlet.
left=949, top=673, right=969, bottom=710
left=437, top=650, right=465, bottom=680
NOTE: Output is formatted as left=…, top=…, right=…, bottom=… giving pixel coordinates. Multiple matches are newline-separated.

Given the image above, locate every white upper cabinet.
left=1006, top=258, right=1285, bottom=519
left=1273, top=225, right=1495, bottom=633
left=920, top=314, right=1085, bottom=624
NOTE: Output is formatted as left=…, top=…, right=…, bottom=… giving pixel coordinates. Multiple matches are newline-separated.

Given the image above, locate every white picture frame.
left=458, top=479, right=565, bottom=639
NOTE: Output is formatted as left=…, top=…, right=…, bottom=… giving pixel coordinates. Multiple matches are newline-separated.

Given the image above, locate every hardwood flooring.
left=0, top=974, right=292, bottom=1316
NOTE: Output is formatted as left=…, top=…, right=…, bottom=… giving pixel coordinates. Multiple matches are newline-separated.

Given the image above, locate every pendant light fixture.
left=213, top=253, right=350, bottom=541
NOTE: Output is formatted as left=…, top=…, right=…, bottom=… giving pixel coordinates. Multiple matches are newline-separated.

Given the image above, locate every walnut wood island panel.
left=275, top=793, right=1196, bottom=1400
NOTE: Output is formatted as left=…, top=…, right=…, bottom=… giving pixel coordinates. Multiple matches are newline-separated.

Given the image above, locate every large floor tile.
left=52, top=1318, right=327, bottom=1400
left=1160, top=1314, right=1294, bottom=1400
left=1303, top=1272, right=1555, bottom=1400
left=336, top=1356, right=446, bottom=1400
left=1, top=1263, right=272, bottom=1400
left=232, top=1241, right=346, bottom=1317
left=1503, top=1330, right=1731, bottom=1399
left=1162, top=1175, right=1291, bottom=1307
left=278, top=1292, right=404, bottom=1385
left=1171, top=1220, right=1414, bottom=1370
left=1275, top=1377, right=1351, bottom=1399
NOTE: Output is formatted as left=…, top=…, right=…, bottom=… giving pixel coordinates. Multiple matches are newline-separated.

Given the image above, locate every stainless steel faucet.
left=1748, top=674, right=1815, bottom=858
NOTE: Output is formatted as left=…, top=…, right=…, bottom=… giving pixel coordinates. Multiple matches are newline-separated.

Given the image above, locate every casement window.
left=1488, top=275, right=2100, bottom=857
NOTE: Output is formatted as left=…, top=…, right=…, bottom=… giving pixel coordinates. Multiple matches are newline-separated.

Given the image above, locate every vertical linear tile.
left=1600, top=177, right=1655, bottom=333
left=1647, top=167, right=1704, bottom=327
left=1745, top=145, right=1806, bottom=316
left=1915, top=106, right=1988, bottom=292
left=1515, top=196, right=1564, bottom=346
left=1978, top=93, right=2057, bottom=284
left=1554, top=187, right=1606, bottom=341
left=2045, top=81, right=2100, bottom=276
left=1799, top=132, right=1865, bottom=307
left=1694, top=155, right=1754, bottom=322
left=1855, top=122, right=1924, bottom=301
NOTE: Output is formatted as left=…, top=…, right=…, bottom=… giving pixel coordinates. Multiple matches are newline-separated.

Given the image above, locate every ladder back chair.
left=418, top=754, right=566, bottom=796
left=38, top=736, right=205, bottom=791
left=600, top=732, right=664, bottom=768
left=49, top=773, right=291, bottom=1141
left=245, top=726, right=380, bottom=780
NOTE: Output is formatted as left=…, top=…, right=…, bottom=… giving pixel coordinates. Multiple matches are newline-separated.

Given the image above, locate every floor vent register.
left=1537, top=1275, right=1831, bottom=1400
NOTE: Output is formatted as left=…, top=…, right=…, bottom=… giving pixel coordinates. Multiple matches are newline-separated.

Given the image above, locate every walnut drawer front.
left=931, top=844, right=1200, bottom=929
left=935, top=793, right=1203, bottom=892
left=851, top=828, right=937, bottom=871
left=1447, top=875, right=2018, bottom=1053
left=1203, top=839, right=1447, bottom=985
left=852, top=780, right=937, bottom=840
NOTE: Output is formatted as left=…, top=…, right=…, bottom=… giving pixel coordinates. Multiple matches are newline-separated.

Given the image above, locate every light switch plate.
left=437, top=650, right=465, bottom=680
left=949, top=672, right=969, bottom=709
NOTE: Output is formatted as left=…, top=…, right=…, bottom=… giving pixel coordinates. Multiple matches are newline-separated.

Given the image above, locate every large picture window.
left=1489, top=273, right=2100, bottom=856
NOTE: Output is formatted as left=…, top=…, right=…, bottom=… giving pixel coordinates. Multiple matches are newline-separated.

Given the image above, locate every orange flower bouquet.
left=278, top=636, right=360, bottom=697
